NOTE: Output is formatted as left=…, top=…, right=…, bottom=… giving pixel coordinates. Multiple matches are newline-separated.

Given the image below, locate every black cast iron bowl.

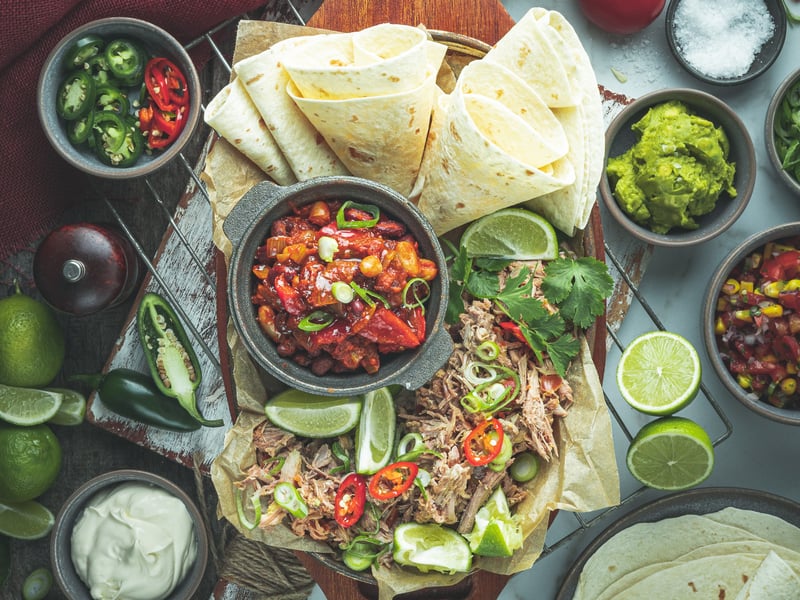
left=50, top=469, right=209, bottom=599
left=665, top=0, right=786, bottom=86
left=224, top=176, right=453, bottom=397
left=702, top=222, right=800, bottom=426
left=765, top=66, right=800, bottom=197
left=600, top=88, right=755, bottom=247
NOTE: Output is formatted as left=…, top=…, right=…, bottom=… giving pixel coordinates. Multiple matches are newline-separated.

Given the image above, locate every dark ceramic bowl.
left=51, top=469, right=209, bottom=599
left=765, top=67, right=800, bottom=196
left=702, top=223, right=800, bottom=426
left=37, top=17, right=202, bottom=179
left=600, top=88, right=755, bottom=247
left=224, top=176, right=453, bottom=397
left=665, top=0, right=786, bottom=86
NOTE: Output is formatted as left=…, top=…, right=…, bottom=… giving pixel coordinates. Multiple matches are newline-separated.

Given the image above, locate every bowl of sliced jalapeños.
left=37, top=17, right=202, bottom=179
left=765, top=66, right=800, bottom=197
left=224, top=176, right=454, bottom=397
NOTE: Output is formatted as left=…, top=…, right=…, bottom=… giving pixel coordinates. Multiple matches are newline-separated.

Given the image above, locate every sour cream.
left=71, top=481, right=198, bottom=600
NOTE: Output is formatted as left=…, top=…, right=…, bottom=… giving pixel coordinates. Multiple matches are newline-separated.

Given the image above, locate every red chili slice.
left=334, top=473, right=366, bottom=528
left=367, top=462, right=419, bottom=501
left=144, top=57, right=189, bottom=113
left=463, top=418, right=505, bottom=467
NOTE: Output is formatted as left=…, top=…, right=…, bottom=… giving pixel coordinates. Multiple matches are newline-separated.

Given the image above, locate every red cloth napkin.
left=0, top=0, right=268, bottom=261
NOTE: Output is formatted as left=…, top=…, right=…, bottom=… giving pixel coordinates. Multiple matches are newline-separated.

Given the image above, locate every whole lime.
left=0, top=283, right=65, bottom=387
left=0, top=423, right=62, bottom=503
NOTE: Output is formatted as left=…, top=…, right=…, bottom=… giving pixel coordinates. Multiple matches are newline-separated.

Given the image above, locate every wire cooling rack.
left=99, top=0, right=734, bottom=572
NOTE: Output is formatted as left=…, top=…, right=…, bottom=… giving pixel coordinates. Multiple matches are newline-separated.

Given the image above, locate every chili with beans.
left=714, top=236, right=800, bottom=409
left=251, top=199, right=438, bottom=375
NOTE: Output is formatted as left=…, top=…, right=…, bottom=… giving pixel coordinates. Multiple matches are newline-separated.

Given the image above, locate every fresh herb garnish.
left=444, top=242, right=614, bottom=377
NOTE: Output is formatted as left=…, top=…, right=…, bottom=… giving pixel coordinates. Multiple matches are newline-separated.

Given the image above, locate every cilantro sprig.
left=444, top=242, right=614, bottom=377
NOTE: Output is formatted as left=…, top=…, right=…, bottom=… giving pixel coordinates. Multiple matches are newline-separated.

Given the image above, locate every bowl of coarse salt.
left=665, top=0, right=786, bottom=86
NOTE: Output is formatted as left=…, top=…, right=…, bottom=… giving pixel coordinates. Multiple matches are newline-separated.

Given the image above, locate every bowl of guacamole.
left=600, top=88, right=755, bottom=247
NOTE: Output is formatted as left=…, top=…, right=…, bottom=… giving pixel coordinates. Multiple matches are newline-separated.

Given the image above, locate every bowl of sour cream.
left=51, top=469, right=208, bottom=600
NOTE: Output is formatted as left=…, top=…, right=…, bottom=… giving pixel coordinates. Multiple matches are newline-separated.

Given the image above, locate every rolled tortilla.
left=483, top=8, right=579, bottom=108
left=234, top=37, right=348, bottom=181
left=287, top=71, right=439, bottom=197
left=282, top=24, right=439, bottom=100
left=204, top=77, right=296, bottom=186
left=414, top=86, right=574, bottom=235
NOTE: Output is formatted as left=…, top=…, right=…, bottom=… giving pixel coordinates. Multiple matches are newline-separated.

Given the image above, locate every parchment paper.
left=204, top=19, right=620, bottom=600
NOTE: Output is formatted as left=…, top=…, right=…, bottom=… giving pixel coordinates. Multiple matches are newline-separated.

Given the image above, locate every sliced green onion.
left=273, top=482, right=309, bottom=518
left=22, top=568, right=52, bottom=600
left=336, top=200, right=380, bottom=229
left=464, top=361, right=497, bottom=386
left=318, top=235, right=338, bottom=262
left=401, top=277, right=431, bottom=311
left=265, top=456, right=286, bottom=477
left=475, top=340, right=500, bottom=361
left=298, top=310, right=334, bottom=331
left=341, top=536, right=388, bottom=571
left=414, top=468, right=431, bottom=499
left=395, top=432, right=442, bottom=462
left=460, top=368, right=521, bottom=415
left=509, top=451, right=539, bottom=482
left=349, top=281, right=390, bottom=308
left=235, top=486, right=262, bottom=530
left=332, top=281, right=355, bottom=303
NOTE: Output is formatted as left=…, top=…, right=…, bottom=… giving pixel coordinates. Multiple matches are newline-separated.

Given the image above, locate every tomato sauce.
left=251, top=199, right=438, bottom=375
left=714, top=236, right=800, bottom=409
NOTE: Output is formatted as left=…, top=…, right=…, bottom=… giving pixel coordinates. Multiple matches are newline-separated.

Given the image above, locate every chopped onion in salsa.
left=251, top=199, right=438, bottom=375
left=714, top=236, right=800, bottom=409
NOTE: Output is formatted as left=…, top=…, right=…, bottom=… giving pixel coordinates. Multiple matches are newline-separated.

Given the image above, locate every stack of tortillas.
left=204, top=8, right=603, bottom=236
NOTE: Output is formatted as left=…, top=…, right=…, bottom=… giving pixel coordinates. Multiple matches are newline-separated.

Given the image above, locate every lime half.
left=355, top=387, right=396, bottom=475
left=0, top=384, right=62, bottom=426
left=460, top=208, right=559, bottom=260
left=626, top=416, right=714, bottom=491
left=393, top=522, right=472, bottom=574
left=264, top=388, right=361, bottom=438
left=616, top=331, right=701, bottom=415
left=0, top=500, right=55, bottom=540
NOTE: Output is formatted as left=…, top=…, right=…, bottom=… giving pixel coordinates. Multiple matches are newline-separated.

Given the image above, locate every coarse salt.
left=672, top=0, right=775, bottom=79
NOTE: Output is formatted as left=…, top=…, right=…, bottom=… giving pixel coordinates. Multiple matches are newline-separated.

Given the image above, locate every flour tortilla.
left=281, top=24, right=443, bottom=100
left=233, top=37, right=348, bottom=181
left=483, top=8, right=579, bottom=108
left=572, top=507, right=800, bottom=600
left=735, top=551, right=800, bottom=599
left=203, top=77, right=296, bottom=186
left=414, top=85, right=574, bottom=235
left=287, top=71, right=438, bottom=196
left=523, top=8, right=604, bottom=235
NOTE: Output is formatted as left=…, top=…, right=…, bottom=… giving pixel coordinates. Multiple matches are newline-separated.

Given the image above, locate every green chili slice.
left=273, top=482, right=309, bottom=518
left=330, top=440, right=351, bottom=474
left=475, top=340, right=500, bottom=361
left=509, top=451, right=540, bottom=482
left=298, top=310, right=334, bottom=331
left=235, top=487, right=262, bottom=530
left=336, top=201, right=380, bottom=229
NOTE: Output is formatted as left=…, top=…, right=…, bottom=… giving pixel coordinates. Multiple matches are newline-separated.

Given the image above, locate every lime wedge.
left=626, top=416, right=714, bottom=491
left=264, top=388, right=361, bottom=438
left=393, top=522, right=472, bottom=574
left=465, top=487, right=522, bottom=557
left=460, top=208, right=558, bottom=260
left=0, top=384, right=62, bottom=426
left=46, top=388, right=87, bottom=426
left=0, top=500, right=55, bottom=540
left=355, top=387, right=395, bottom=475
left=616, top=330, right=701, bottom=415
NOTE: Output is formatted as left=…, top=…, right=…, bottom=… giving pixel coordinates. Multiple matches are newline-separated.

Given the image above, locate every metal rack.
left=101, top=0, right=734, bottom=585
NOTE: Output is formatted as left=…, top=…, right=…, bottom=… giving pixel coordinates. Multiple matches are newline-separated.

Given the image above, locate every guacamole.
left=606, top=100, right=737, bottom=234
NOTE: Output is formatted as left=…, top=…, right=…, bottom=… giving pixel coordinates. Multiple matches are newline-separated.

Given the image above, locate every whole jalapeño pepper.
left=136, top=292, right=223, bottom=427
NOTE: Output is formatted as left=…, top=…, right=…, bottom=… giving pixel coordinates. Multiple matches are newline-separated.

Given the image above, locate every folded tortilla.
left=413, top=64, right=574, bottom=235
left=287, top=72, right=438, bottom=197
left=483, top=8, right=579, bottom=108
left=233, top=37, right=348, bottom=181
left=524, top=9, right=604, bottom=236
left=735, top=551, right=800, bottom=600
left=204, top=77, right=296, bottom=186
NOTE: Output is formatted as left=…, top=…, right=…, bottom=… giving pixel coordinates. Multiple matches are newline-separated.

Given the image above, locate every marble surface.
left=308, top=2, right=800, bottom=599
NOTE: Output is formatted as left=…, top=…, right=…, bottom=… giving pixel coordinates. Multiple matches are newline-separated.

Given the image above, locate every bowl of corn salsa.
left=703, top=222, right=800, bottom=425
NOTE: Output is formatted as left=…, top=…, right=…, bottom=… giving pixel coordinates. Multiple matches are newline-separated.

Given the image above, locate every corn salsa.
left=714, top=236, right=800, bottom=409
